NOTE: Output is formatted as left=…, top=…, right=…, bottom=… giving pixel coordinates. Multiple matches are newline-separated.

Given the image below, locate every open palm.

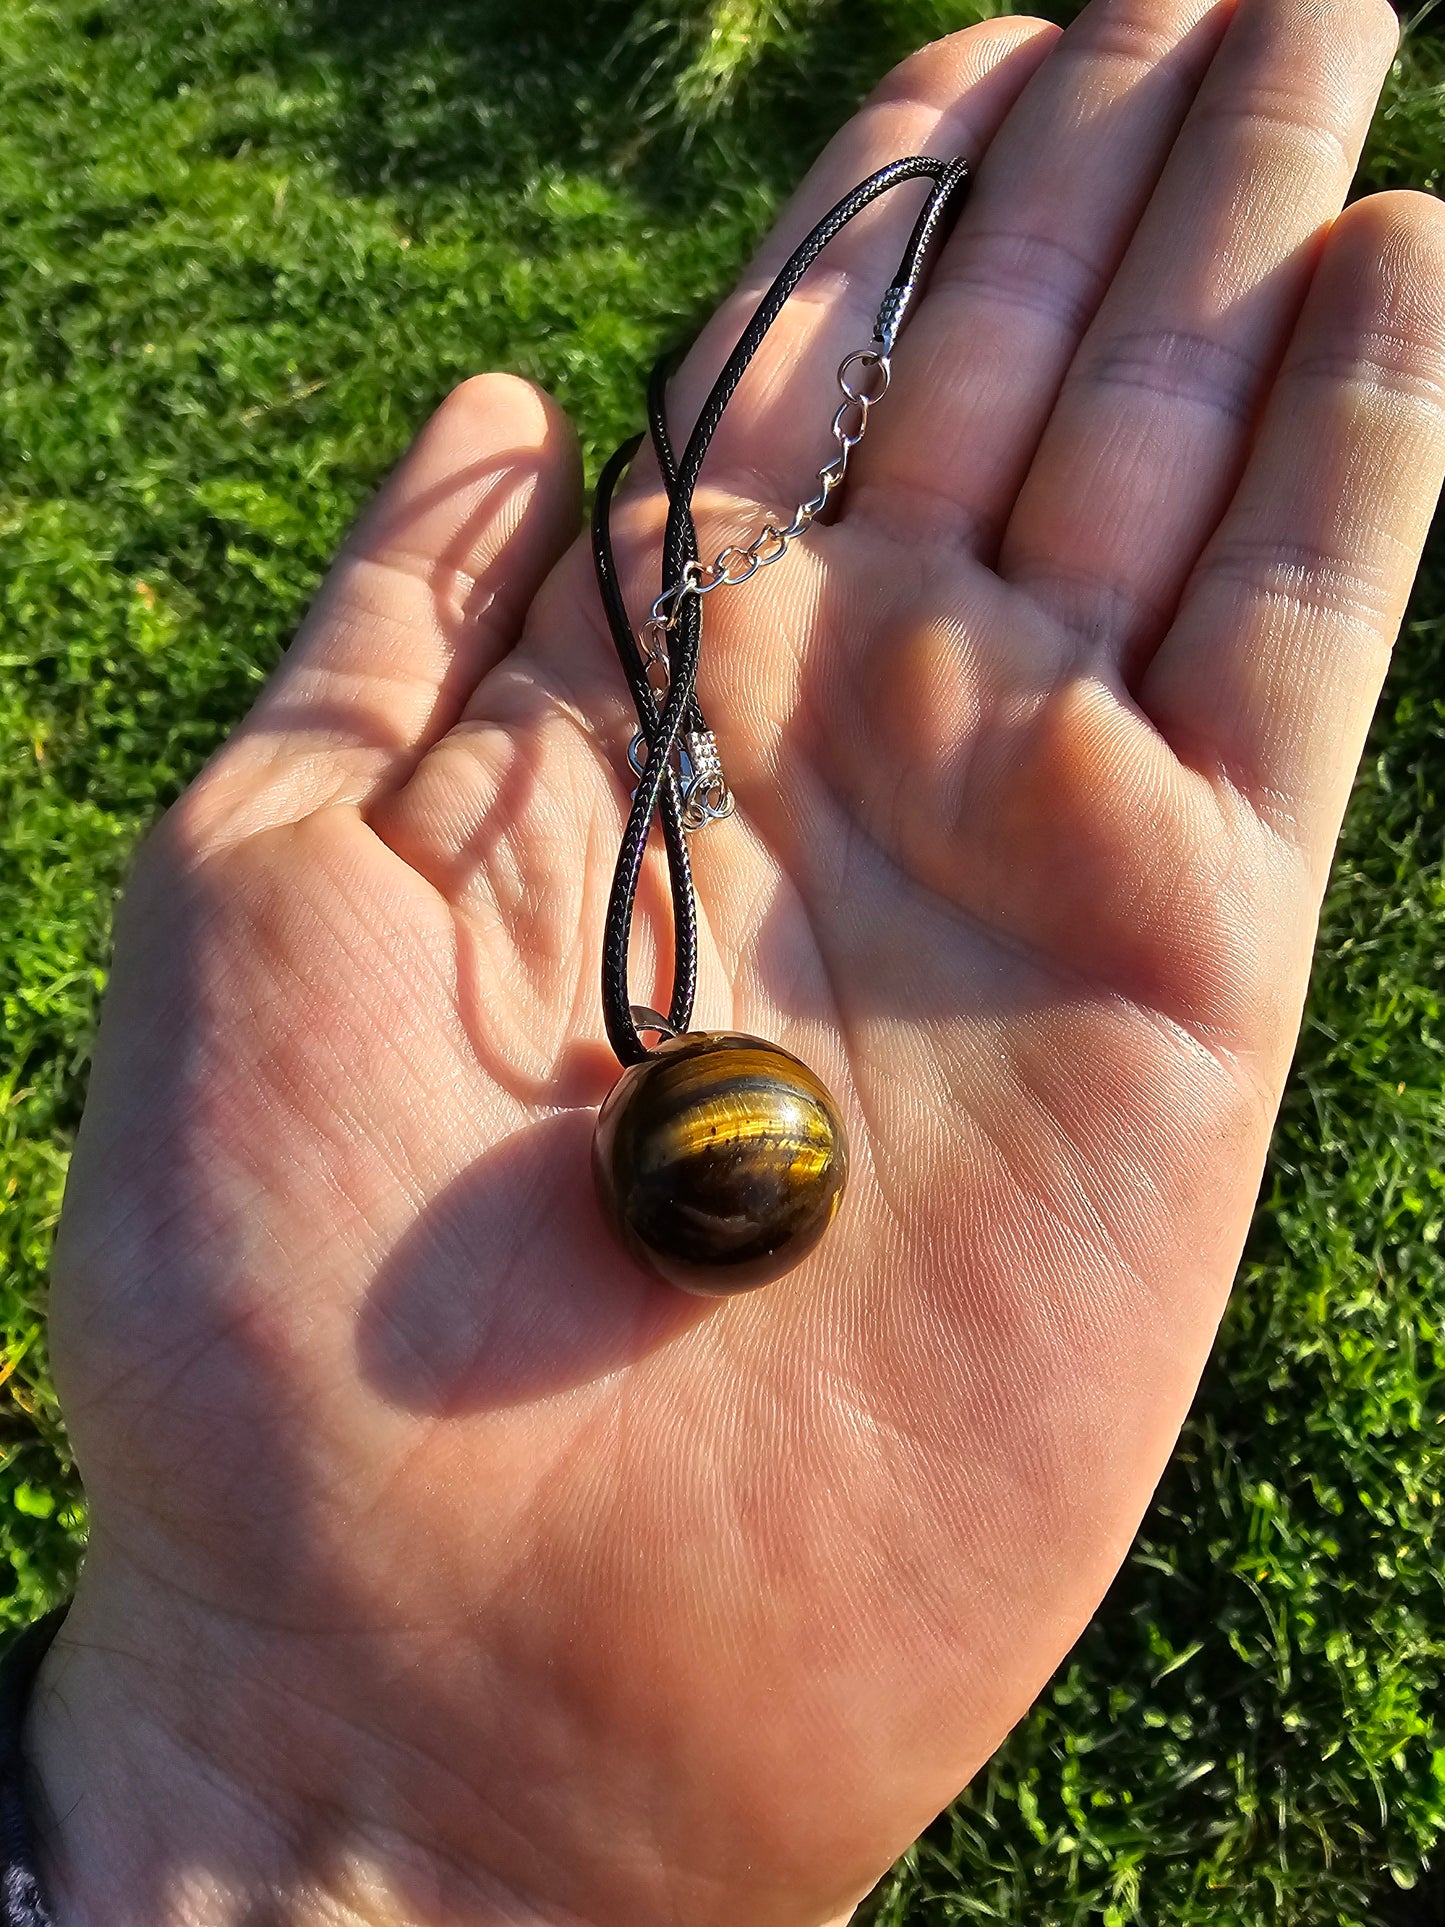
left=33, top=2, right=1445, bottom=1924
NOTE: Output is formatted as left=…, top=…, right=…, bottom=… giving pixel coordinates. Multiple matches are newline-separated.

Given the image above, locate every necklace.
left=590, top=154, right=971, bottom=1294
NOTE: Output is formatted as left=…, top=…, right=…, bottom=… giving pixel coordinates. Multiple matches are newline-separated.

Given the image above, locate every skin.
left=24, top=0, right=1445, bottom=1921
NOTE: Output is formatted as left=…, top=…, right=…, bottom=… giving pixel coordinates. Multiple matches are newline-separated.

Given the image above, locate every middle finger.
left=858, top=0, right=1236, bottom=555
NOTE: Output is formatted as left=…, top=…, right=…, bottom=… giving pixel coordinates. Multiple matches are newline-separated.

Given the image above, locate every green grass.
left=1, top=0, right=1442, bottom=1920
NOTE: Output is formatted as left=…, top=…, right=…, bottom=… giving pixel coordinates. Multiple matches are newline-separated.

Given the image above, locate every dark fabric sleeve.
left=0, top=1607, right=69, bottom=1927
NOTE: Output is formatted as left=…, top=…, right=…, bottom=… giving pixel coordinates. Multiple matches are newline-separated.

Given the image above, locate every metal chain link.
left=636, top=344, right=892, bottom=831
left=648, top=346, right=892, bottom=634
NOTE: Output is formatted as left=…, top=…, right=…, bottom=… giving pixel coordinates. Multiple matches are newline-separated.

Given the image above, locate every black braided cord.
left=594, top=153, right=971, bottom=1067
left=0, top=1609, right=66, bottom=1927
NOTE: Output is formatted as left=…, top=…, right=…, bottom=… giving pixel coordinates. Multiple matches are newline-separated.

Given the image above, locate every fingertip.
left=436, top=369, right=578, bottom=451
left=422, top=370, right=584, bottom=525
left=871, top=14, right=1062, bottom=123
left=1317, top=188, right=1445, bottom=336
left=1310, top=191, right=1445, bottom=375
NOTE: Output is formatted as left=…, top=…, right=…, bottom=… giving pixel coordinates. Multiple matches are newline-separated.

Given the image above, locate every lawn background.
left=1, top=0, right=1443, bottom=1920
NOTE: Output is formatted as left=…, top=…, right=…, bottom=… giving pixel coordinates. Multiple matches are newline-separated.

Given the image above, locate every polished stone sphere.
left=593, top=1032, right=849, bottom=1294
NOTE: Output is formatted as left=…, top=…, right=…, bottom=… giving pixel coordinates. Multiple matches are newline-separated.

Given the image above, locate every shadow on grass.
left=275, top=0, right=1055, bottom=212
left=94, top=0, right=1089, bottom=242
left=97, top=0, right=1011, bottom=230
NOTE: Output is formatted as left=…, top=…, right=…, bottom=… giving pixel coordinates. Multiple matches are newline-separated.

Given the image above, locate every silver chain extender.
left=629, top=343, right=893, bottom=830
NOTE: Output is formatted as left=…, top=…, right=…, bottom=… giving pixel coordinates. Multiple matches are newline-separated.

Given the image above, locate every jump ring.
left=631, top=1005, right=680, bottom=1040
left=838, top=349, right=891, bottom=406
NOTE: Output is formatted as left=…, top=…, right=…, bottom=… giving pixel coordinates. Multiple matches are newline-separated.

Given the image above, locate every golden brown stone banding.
left=592, top=1032, right=849, bottom=1294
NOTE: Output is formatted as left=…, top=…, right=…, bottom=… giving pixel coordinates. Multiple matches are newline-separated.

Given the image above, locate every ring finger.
left=998, top=0, right=1401, bottom=673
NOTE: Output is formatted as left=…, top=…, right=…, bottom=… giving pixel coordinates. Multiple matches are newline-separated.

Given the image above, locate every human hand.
left=28, top=0, right=1445, bottom=1922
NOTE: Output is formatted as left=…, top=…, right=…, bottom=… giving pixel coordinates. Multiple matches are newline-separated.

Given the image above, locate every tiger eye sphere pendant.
left=592, top=1033, right=849, bottom=1295
left=589, top=152, right=970, bottom=1293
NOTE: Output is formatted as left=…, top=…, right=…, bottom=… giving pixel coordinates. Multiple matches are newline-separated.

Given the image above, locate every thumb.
left=179, top=372, right=582, bottom=846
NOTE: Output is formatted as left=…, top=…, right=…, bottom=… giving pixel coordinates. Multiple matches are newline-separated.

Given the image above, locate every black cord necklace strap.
left=593, top=153, right=970, bottom=1066
left=591, top=433, right=702, bottom=1041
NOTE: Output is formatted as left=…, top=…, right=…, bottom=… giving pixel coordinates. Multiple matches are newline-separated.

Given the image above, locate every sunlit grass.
left=2, top=1, right=1441, bottom=1919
